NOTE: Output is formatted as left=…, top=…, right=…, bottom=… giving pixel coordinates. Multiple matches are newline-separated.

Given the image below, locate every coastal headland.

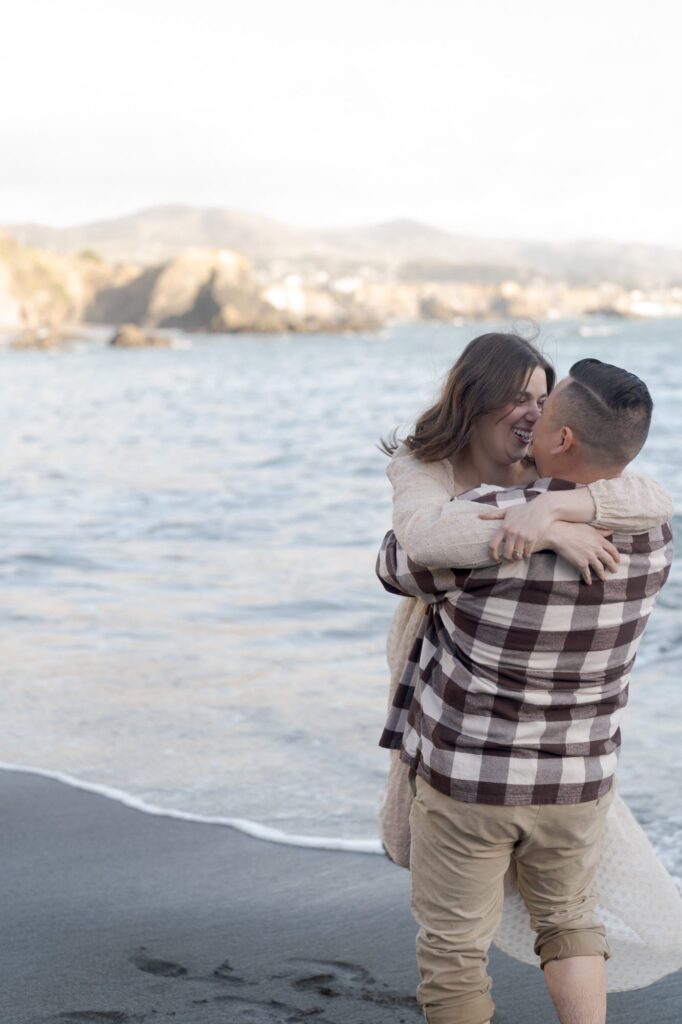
left=2, top=206, right=682, bottom=341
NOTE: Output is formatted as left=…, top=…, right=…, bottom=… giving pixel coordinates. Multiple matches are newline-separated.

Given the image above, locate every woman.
left=379, top=331, right=682, bottom=990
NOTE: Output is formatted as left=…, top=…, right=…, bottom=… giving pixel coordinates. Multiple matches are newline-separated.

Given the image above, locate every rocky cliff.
left=2, top=227, right=682, bottom=340
left=86, top=248, right=380, bottom=333
left=0, top=232, right=133, bottom=330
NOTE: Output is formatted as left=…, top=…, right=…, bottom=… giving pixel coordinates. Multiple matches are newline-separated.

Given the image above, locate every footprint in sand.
left=130, top=952, right=188, bottom=978
left=209, top=958, right=247, bottom=984
left=127, top=948, right=356, bottom=1020
left=288, top=959, right=375, bottom=996
left=128, top=949, right=331, bottom=1020
left=283, top=958, right=418, bottom=1010
left=210, top=996, right=324, bottom=1023
left=130, top=948, right=252, bottom=988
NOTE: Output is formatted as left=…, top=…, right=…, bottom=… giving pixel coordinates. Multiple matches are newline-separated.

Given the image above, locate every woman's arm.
left=588, top=474, right=674, bottom=529
left=387, top=448, right=500, bottom=569
left=387, top=445, right=673, bottom=580
left=482, top=474, right=675, bottom=561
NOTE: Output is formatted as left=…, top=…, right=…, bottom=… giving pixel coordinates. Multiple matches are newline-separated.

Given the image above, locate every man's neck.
left=539, top=460, right=623, bottom=484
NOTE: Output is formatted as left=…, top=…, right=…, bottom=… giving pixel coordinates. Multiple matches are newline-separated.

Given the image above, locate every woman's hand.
left=543, top=522, right=620, bottom=584
left=480, top=497, right=620, bottom=583
left=480, top=496, right=560, bottom=562
left=480, top=489, right=600, bottom=563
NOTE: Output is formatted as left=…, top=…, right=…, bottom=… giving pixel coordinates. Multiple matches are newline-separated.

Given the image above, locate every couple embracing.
left=375, top=333, right=682, bottom=1024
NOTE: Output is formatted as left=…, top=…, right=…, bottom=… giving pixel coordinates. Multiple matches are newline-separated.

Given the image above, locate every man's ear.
left=550, top=426, right=575, bottom=456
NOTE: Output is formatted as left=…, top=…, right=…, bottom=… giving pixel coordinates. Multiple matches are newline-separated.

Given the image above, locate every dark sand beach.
left=2, top=771, right=681, bottom=1024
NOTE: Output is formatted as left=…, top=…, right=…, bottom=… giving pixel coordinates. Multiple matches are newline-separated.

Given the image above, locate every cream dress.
left=380, top=446, right=682, bottom=991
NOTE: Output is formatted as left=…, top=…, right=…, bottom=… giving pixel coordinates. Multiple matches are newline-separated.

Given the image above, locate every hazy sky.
left=3, top=0, right=682, bottom=244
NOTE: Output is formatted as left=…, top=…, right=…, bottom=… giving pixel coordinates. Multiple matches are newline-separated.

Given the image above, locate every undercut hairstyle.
left=553, top=358, right=653, bottom=468
left=379, top=332, right=554, bottom=462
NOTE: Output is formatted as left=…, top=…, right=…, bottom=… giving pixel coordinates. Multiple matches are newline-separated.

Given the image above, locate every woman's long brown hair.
left=380, top=332, right=555, bottom=462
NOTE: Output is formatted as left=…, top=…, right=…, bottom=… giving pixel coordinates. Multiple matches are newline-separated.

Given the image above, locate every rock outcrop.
left=0, top=232, right=129, bottom=331
left=87, top=248, right=270, bottom=331
left=85, top=249, right=384, bottom=333
left=109, top=324, right=173, bottom=348
left=9, top=327, right=75, bottom=350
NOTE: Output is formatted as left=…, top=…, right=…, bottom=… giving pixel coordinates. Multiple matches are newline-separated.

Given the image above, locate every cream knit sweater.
left=380, top=445, right=682, bottom=991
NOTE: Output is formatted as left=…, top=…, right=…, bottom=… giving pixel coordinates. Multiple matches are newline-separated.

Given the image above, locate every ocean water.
left=1, top=317, right=681, bottom=879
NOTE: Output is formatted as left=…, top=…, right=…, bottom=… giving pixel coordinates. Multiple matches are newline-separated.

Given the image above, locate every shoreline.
left=2, top=759, right=680, bottom=875
left=2, top=770, right=681, bottom=1023
left=0, top=761, right=383, bottom=855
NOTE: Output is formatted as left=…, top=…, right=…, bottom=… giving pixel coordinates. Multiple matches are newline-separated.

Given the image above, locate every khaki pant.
left=409, top=773, right=615, bottom=1024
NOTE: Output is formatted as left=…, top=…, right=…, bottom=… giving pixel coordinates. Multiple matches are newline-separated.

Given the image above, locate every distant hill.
left=4, top=206, right=310, bottom=268
left=5, top=205, right=682, bottom=288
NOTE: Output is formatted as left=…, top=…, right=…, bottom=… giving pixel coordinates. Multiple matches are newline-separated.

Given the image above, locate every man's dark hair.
left=553, top=358, right=653, bottom=467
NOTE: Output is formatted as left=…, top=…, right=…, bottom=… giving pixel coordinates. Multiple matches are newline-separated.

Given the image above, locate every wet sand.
left=2, top=770, right=680, bottom=1024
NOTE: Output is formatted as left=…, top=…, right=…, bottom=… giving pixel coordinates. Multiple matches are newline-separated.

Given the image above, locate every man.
left=376, top=359, right=673, bottom=1024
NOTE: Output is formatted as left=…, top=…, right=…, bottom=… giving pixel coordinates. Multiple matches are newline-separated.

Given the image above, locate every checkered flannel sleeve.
left=376, top=529, right=469, bottom=603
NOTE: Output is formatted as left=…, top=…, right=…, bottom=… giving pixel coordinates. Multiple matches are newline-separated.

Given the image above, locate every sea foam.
left=0, top=762, right=384, bottom=855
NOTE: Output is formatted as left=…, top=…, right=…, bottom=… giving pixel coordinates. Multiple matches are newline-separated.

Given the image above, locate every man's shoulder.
left=454, top=478, right=581, bottom=507
left=612, top=519, right=674, bottom=554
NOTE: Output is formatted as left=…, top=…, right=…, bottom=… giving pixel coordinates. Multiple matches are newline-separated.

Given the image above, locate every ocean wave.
left=2, top=762, right=680, bottom=885
left=0, top=762, right=384, bottom=856
left=635, top=644, right=682, bottom=668
left=577, top=324, right=619, bottom=337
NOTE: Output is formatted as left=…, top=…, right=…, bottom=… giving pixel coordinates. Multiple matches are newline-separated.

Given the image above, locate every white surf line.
left=0, top=761, right=384, bottom=855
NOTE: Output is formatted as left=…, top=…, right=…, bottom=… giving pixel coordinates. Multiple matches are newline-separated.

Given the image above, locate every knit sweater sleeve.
left=587, top=473, right=675, bottom=531
left=387, top=449, right=675, bottom=570
left=387, top=448, right=499, bottom=569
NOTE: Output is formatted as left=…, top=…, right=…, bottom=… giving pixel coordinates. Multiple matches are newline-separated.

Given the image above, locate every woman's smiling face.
left=473, top=366, right=548, bottom=465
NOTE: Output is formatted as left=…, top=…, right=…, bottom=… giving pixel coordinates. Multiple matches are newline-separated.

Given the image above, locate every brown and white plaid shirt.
left=377, top=479, right=673, bottom=805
